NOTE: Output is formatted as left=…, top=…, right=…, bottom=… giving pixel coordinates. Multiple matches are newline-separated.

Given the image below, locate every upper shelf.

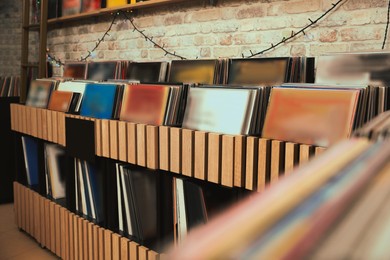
left=47, top=0, right=191, bottom=25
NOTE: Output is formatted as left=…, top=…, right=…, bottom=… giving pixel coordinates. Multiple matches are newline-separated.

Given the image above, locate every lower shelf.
left=13, top=182, right=164, bottom=260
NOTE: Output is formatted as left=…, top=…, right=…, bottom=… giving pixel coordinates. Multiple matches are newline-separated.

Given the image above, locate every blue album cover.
left=80, top=83, right=117, bottom=119
left=21, top=136, right=39, bottom=186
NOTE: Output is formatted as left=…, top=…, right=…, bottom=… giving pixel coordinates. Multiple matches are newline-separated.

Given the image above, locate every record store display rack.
left=11, top=1, right=390, bottom=260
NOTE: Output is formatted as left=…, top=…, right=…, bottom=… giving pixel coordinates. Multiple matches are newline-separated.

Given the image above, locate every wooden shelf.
left=23, top=23, right=40, bottom=30
left=47, top=0, right=192, bottom=25
left=14, top=182, right=162, bottom=260
left=10, top=104, right=326, bottom=192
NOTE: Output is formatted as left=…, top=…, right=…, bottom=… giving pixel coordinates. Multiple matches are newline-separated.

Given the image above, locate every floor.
left=0, top=203, right=57, bottom=260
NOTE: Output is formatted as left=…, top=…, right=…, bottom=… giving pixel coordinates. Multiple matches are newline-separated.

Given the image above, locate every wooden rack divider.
left=10, top=103, right=326, bottom=192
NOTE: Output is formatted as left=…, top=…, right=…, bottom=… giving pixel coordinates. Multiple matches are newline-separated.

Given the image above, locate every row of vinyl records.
left=25, top=79, right=390, bottom=147
left=19, top=135, right=247, bottom=251
left=59, top=57, right=314, bottom=84
left=31, top=0, right=144, bottom=22
left=0, top=76, right=20, bottom=97
left=169, top=137, right=390, bottom=259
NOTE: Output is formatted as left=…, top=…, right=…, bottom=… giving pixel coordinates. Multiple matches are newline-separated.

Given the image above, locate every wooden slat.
left=55, top=204, right=61, bottom=256
left=170, top=127, right=182, bottom=174
left=299, top=144, right=313, bottom=165
left=47, top=110, right=53, bottom=142
left=101, top=119, right=110, bottom=158
left=93, top=225, right=100, bottom=260
left=74, top=215, right=79, bottom=260
left=69, top=213, right=74, bottom=260
left=257, top=139, right=271, bottom=192
left=208, top=133, right=222, bottom=184
left=129, top=241, right=139, bottom=260
left=50, top=202, right=56, bottom=251
left=137, top=124, right=147, bottom=167
left=105, top=229, right=113, bottom=260
left=58, top=112, right=66, bottom=146
left=52, top=111, right=58, bottom=144
left=194, top=131, right=207, bottom=180
left=63, top=208, right=69, bottom=260
left=112, top=233, right=121, bottom=260
left=139, top=246, right=149, bottom=260
left=24, top=106, right=29, bottom=135
left=31, top=107, right=38, bottom=137
left=78, top=218, right=84, bottom=260
left=270, top=140, right=285, bottom=184
left=83, top=219, right=89, bottom=260
left=10, top=104, right=15, bottom=131
left=110, top=120, right=119, bottom=160
left=182, top=129, right=194, bottom=177
left=245, top=137, right=259, bottom=190
left=148, top=250, right=159, bottom=260
left=127, top=122, right=137, bottom=164
left=221, top=135, right=234, bottom=187
left=120, top=237, right=130, bottom=259
left=285, top=142, right=299, bottom=175
left=40, top=193, right=45, bottom=247
left=234, top=136, right=246, bottom=188
left=118, top=121, right=128, bottom=162
left=95, top=119, right=102, bottom=156
left=45, top=199, right=51, bottom=249
left=88, top=223, right=93, bottom=260
left=147, top=125, right=159, bottom=169
left=99, top=228, right=105, bottom=260
left=315, top=146, right=326, bottom=156
left=42, top=109, right=48, bottom=140
left=34, top=192, right=40, bottom=241
left=37, top=108, right=43, bottom=139
left=159, top=126, right=170, bottom=171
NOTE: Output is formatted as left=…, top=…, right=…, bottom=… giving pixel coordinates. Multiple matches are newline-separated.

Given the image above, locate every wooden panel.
left=95, top=119, right=102, bottom=156
left=31, top=107, right=38, bottom=137
left=52, top=111, right=58, bottom=144
left=63, top=208, right=69, bottom=260
left=257, top=139, right=271, bottom=192
left=194, top=131, right=207, bottom=180
left=170, top=127, right=182, bottom=174
left=110, top=120, right=119, bottom=160
left=105, top=229, right=113, bottom=260
left=299, top=144, right=313, bottom=165
left=221, top=135, right=234, bottom=187
left=234, top=135, right=246, bottom=188
left=44, top=199, right=51, bottom=249
left=24, top=106, right=29, bottom=135
left=120, top=237, right=130, bottom=259
left=37, top=108, right=42, bottom=139
left=42, top=109, right=48, bottom=140
left=99, top=228, right=105, bottom=260
left=118, top=121, right=127, bottom=162
left=315, top=146, right=326, bottom=156
left=22, top=105, right=27, bottom=134
left=55, top=204, right=61, bottom=256
left=34, top=192, right=40, bottom=241
left=28, top=189, right=33, bottom=235
left=40, top=194, right=45, bottom=247
left=93, top=225, right=99, bottom=260
left=73, top=216, right=79, bottom=260
left=10, top=104, right=15, bottom=131
left=159, top=126, right=170, bottom=171
left=58, top=112, right=66, bottom=146
left=137, top=124, right=147, bottom=167
left=148, top=250, right=159, bottom=260
left=78, top=218, right=84, bottom=260
left=101, top=119, right=110, bottom=158
left=127, top=122, right=137, bottom=164
left=147, top=125, right=159, bottom=170
left=285, top=142, right=299, bottom=175
left=270, top=140, right=285, bottom=184
left=47, top=110, right=53, bottom=142
left=208, top=133, right=222, bottom=184
left=50, top=202, right=56, bottom=251
left=69, top=213, right=74, bottom=260
left=129, top=242, right=139, bottom=260
left=245, top=137, right=258, bottom=190
left=83, top=219, right=89, bottom=260
left=88, top=223, right=93, bottom=260
left=112, top=233, right=121, bottom=260
left=139, top=246, right=149, bottom=260
left=182, top=129, right=194, bottom=177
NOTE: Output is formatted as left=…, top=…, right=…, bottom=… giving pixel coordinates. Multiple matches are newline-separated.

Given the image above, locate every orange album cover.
left=262, top=87, right=360, bottom=147
left=119, top=84, right=170, bottom=126
left=48, top=90, right=74, bottom=112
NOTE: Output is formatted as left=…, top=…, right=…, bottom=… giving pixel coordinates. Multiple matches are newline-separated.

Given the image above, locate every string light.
left=47, top=0, right=374, bottom=65
left=382, top=0, right=390, bottom=49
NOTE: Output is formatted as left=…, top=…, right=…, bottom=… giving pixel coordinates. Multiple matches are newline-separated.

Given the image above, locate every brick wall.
left=2, top=0, right=390, bottom=76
